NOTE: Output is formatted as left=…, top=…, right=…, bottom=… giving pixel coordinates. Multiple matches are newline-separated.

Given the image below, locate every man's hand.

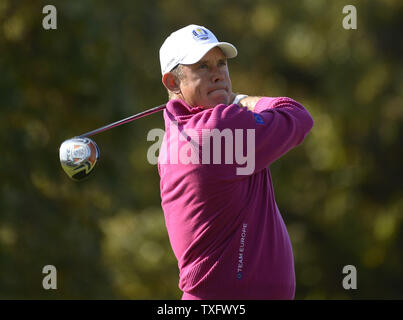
left=238, top=96, right=262, bottom=112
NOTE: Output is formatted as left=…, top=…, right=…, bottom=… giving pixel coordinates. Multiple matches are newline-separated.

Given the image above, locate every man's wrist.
left=232, top=94, right=249, bottom=105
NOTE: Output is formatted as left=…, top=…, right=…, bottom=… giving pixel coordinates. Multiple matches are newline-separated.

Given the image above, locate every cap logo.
left=192, top=28, right=209, bottom=41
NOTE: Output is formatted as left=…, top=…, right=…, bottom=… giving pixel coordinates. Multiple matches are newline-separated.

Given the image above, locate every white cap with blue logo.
left=159, top=24, right=238, bottom=75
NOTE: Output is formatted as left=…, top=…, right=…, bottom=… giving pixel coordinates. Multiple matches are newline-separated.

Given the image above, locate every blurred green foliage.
left=0, top=0, right=402, bottom=299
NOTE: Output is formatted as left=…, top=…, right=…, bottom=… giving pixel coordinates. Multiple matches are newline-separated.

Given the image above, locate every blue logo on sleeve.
left=253, top=113, right=264, bottom=125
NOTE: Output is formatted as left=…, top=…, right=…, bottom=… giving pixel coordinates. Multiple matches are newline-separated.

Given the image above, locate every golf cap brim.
left=181, top=42, right=237, bottom=65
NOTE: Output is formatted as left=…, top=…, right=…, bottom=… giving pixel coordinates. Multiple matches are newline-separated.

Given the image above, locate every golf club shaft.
left=78, top=104, right=166, bottom=138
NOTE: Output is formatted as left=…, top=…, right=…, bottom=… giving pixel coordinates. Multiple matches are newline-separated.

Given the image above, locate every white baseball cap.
left=159, top=24, right=238, bottom=75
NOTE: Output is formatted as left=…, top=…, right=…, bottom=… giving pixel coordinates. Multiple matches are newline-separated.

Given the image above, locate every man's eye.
left=219, top=60, right=227, bottom=66
left=200, top=63, right=208, bottom=69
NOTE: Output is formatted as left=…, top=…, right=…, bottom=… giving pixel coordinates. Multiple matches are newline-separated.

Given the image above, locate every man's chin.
left=203, top=95, right=230, bottom=108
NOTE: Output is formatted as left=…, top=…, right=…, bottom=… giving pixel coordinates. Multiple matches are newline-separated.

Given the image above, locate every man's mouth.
left=208, top=87, right=227, bottom=95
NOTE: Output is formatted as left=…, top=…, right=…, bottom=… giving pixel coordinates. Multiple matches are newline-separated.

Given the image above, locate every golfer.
left=158, top=24, right=313, bottom=299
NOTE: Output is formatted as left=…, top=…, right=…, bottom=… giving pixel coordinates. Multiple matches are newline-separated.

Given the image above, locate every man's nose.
left=211, top=66, right=225, bottom=82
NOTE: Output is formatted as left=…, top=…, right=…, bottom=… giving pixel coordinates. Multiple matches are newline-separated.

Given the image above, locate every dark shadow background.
left=0, top=0, right=402, bottom=299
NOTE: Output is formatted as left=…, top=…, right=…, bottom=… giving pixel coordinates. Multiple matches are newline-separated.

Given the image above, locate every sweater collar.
left=166, top=99, right=206, bottom=116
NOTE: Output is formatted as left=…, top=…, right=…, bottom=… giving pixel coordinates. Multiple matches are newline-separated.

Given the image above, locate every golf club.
left=59, top=104, right=166, bottom=181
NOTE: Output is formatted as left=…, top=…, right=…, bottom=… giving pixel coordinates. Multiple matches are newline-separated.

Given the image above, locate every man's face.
left=178, top=47, right=232, bottom=108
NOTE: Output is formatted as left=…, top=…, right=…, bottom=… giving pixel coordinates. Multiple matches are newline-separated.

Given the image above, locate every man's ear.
left=162, top=72, right=181, bottom=93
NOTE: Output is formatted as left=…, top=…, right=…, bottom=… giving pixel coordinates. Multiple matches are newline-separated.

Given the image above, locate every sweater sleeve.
left=196, top=97, right=314, bottom=175
left=252, top=97, right=314, bottom=171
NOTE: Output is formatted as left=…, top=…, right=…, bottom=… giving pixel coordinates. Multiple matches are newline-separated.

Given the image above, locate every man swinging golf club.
left=158, top=24, right=314, bottom=299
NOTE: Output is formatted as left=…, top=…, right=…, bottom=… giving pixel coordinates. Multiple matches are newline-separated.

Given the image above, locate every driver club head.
left=59, top=137, right=100, bottom=181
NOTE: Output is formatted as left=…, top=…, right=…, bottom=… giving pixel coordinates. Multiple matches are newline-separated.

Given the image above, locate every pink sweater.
left=157, top=97, right=313, bottom=299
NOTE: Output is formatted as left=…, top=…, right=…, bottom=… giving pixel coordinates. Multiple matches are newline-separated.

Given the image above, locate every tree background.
left=0, top=0, right=402, bottom=299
